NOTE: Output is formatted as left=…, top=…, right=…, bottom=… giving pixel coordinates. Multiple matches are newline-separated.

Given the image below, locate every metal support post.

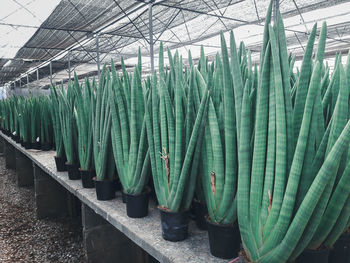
left=274, top=0, right=279, bottom=24
left=49, top=61, right=53, bottom=85
left=96, top=34, right=101, bottom=80
left=36, top=68, right=39, bottom=86
left=68, top=51, right=71, bottom=83
left=149, top=2, right=154, bottom=74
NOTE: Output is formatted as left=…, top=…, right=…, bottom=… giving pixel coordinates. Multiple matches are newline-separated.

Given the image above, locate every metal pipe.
left=149, top=2, right=154, bottom=73
left=96, top=34, right=101, bottom=80
left=49, top=61, right=53, bottom=85
left=36, top=69, right=39, bottom=87
left=68, top=51, right=71, bottom=83
left=274, top=0, right=279, bottom=24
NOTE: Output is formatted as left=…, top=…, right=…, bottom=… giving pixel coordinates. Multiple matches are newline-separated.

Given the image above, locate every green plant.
left=145, top=43, right=209, bottom=212
left=29, top=97, right=41, bottom=144
left=50, top=85, right=65, bottom=158
left=92, top=67, right=115, bottom=181
left=73, top=74, right=94, bottom=171
left=39, top=96, right=53, bottom=145
left=109, top=54, right=150, bottom=195
left=58, top=82, right=78, bottom=164
left=17, top=97, right=31, bottom=143
left=237, top=4, right=350, bottom=262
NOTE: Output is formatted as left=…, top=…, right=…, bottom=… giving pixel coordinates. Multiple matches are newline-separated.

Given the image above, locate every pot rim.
left=123, top=186, right=151, bottom=197
left=93, top=177, right=114, bottom=182
left=157, top=206, right=189, bottom=214
left=205, top=215, right=236, bottom=228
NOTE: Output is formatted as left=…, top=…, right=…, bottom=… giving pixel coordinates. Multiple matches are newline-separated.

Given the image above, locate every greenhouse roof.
left=1, top=0, right=350, bottom=91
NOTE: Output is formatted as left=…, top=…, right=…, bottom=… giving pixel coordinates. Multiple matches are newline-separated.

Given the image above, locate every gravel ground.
left=0, top=155, right=86, bottom=263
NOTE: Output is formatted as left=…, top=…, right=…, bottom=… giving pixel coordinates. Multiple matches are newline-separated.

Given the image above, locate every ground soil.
left=0, top=156, right=86, bottom=263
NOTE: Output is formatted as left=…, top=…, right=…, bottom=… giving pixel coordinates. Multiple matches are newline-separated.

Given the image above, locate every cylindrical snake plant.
left=39, top=95, right=53, bottom=146
left=57, top=82, right=78, bottom=165
left=73, top=74, right=94, bottom=171
left=145, top=43, right=209, bottom=212
left=109, top=52, right=150, bottom=195
left=237, top=3, right=350, bottom=262
left=50, top=84, right=65, bottom=158
left=92, top=66, right=115, bottom=181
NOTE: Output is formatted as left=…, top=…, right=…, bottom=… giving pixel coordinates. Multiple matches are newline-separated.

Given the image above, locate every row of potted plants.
left=0, top=2, right=349, bottom=262
left=0, top=95, right=54, bottom=150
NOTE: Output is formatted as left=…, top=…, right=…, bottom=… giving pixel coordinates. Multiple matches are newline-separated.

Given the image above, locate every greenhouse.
left=0, top=0, right=349, bottom=262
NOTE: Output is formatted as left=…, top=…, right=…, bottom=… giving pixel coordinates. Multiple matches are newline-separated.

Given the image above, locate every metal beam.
left=68, top=51, right=71, bottom=82
left=49, top=61, right=53, bottom=85
left=149, top=3, right=154, bottom=73
left=36, top=68, right=39, bottom=89
left=274, top=0, right=279, bottom=24
left=96, top=34, right=101, bottom=80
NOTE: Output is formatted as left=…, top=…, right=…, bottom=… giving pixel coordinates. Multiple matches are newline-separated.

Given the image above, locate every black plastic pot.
left=95, top=179, right=115, bottom=201
left=192, top=200, right=208, bottom=230
left=159, top=208, right=189, bottom=242
left=329, top=232, right=350, bottom=263
left=80, top=169, right=95, bottom=188
left=24, top=141, right=32, bottom=149
left=66, top=163, right=81, bottom=180
left=113, top=179, right=122, bottom=192
left=14, top=135, right=20, bottom=143
left=33, top=142, right=41, bottom=150
left=122, top=190, right=127, bottom=203
left=20, top=139, right=23, bottom=146
left=296, top=248, right=330, bottom=263
left=54, top=156, right=67, bottom=171
left=41, top=143, right=52, bottom=151
left=125, top=188, right=150, bottom=218
left=206, top=219, right=241, bottom=259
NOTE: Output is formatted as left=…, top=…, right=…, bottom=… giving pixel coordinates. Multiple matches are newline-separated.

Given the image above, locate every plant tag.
left=36, top=137, right=40, bottom=142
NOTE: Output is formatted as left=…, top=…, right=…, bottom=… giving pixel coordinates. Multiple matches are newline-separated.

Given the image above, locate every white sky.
left=0, top=0, right=60, bottom=59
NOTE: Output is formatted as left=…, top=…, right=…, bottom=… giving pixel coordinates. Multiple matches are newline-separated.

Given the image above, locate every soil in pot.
left=206, top=218, right=241, bottom=259
left=159, top=208, right=189, bottom=242
left=296, top=248, right=330, bottom=263
left=80, top=169, right=95, bottom=188
left=41, top=143, right=52, bottom=151
left=94, top=179, right=115, bottom=201
left=192, top=199, right=208, bottom=230
left=54, top=156, right=67, bottom=171
left=329, top=232, right=350, bottom=263
left=66, top=163, right=81, bottom=180
left=125, top=188, right=150, bottom=218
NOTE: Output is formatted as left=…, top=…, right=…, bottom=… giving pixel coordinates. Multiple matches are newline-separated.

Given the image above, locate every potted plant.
left=58, top=82, right=79, bottom=180
left=237, top=5, right=350, bottom=263
left=17, top=98, right=31, bottom=149
left=145, top=43, right=209, bottom=241
left=199, top=31, right=245, bottom=259
left=50, top=85, right=67, bottom=171
left=39, top=96, right=53, bottom=151
left=92, top=67, right=115, bottom=200
left=73, top=74, right=95, bottom=188
left=30, top=97, right=41, bottom=150
left=109, top=56, right=151, bottom=218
